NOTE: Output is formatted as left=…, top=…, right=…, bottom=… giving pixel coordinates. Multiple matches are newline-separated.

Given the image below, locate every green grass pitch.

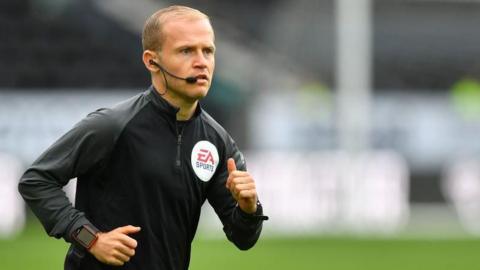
left=1, top=220, right=480, bottom=270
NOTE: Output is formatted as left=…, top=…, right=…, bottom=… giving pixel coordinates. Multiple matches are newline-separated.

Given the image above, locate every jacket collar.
left=147, top=85, right=203, bottom=120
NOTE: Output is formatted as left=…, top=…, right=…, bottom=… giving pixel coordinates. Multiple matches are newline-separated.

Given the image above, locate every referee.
left=18, top=5, right=267, bottom=270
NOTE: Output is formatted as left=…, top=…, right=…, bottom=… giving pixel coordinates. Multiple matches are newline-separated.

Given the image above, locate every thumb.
left=227, top=158, right=237, bottom=174
left=115, top=225, right=141, bottom=235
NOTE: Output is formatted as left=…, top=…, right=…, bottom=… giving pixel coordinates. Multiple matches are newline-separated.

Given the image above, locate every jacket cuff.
left=235, top=202, right=268, bottom=228
left=65, top=216, right=99, bottom=244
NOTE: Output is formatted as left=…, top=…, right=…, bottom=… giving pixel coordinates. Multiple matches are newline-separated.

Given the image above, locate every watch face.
left=77, top=228, right=96, bottom=246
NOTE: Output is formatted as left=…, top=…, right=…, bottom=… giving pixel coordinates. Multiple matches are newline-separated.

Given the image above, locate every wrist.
left=239, top=202, right=257, bottom=214
left=238, top=201, right=269, bottom=221
left=71, top=224, right=100, bottom=250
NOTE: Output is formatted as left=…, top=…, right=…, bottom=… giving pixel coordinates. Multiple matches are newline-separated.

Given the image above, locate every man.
left=18, top=5, right=267, bottom=270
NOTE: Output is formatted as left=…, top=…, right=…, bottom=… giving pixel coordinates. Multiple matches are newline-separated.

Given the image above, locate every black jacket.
left=18, top=86, right=266, bottom=270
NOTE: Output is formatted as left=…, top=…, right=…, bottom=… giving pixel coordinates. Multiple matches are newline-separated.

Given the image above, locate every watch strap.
left=71, top=224, right=100, bottom=250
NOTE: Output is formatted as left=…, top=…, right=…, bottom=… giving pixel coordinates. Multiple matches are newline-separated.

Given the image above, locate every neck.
left=153, top=81, right=197, bottom=121
left=173, top=98, right=197, bottom=121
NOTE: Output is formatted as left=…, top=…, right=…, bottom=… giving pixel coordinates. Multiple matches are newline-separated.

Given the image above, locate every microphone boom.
left=149, top=60, right=197, bottom=84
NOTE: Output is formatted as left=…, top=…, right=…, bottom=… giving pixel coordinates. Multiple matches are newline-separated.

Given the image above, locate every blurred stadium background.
left=2, top=0, right=480, bottom=269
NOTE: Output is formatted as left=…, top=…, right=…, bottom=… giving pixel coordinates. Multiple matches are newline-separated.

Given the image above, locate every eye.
left=180, top=48, right=191, bottom=55
left=203, top=47, right=215, bottom=56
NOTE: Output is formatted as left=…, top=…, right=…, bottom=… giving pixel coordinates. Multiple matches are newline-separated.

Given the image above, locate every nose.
left=192, top=51, right=209, bottom=69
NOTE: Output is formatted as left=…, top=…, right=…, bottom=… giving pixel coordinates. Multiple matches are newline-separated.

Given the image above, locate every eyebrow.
left=206, top=45, right=216, bottom=52
left=176, top=44, right=216, bottom=52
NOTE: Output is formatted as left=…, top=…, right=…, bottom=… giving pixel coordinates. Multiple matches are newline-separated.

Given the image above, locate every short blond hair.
left=142, top=5, right=210, bottom=51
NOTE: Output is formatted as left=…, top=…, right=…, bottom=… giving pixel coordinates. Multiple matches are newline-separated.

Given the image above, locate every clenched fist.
left=225, top=158, right=258, bottom=214
left=89, top=225, right=141, bottom=266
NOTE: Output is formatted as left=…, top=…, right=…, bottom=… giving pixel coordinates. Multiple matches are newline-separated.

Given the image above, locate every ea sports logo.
left=191, top=141, right=219, bottom=182
left=197, top=149, right=214, bottom=164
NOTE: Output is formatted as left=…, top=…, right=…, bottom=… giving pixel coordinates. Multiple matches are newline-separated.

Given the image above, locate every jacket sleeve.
left=207, top=136, right=266, bottom=250
left=18, top=109, right=116, bottom=243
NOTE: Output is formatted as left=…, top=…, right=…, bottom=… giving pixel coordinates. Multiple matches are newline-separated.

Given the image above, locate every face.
left=157, top=17, right=215, bottom=102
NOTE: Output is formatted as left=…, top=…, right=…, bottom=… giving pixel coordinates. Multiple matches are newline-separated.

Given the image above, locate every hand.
left=89, top=225, right=141, bottom=266
left=226, top=158, right=258, bottom=214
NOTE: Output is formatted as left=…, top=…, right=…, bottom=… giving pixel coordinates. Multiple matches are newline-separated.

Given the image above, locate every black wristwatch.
left=72, top=224, right=99, bottom=250
left=238, top=201, right=269, bottom=221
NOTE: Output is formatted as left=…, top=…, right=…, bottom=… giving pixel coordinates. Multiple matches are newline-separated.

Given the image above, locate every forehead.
left=162, top=18, right=215, bottom=47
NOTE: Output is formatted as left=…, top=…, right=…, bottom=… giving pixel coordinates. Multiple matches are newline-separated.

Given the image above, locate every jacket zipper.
left=175, top=124, right=185, bottom=168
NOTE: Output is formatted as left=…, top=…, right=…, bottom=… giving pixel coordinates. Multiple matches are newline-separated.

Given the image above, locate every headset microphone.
left=149, top=60, right=197, bottom=84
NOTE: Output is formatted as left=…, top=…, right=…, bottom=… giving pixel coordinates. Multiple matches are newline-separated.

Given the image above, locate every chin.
left=189, top=88, right=209, bottom=100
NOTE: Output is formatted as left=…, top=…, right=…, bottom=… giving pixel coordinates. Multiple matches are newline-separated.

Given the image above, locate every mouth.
left=195, top=74, right=209, bottom=82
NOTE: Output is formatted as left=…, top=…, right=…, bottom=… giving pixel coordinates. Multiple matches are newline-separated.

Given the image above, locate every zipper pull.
left=177, top=133, right=182, bottom=145
left=176, top=133, right=182, bottom=167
